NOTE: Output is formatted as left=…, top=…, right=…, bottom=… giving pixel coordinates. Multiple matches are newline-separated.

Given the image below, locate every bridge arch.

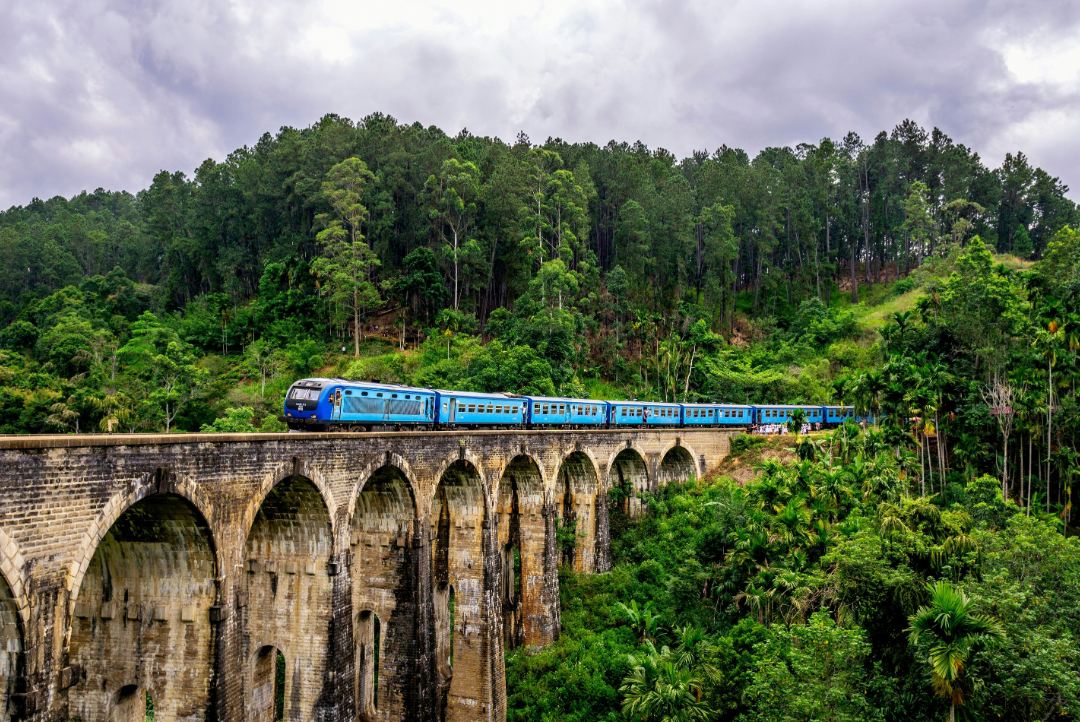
left=66, top=473, right=221, bottom=618
left=554, top=451, right=601, bottom=573
left=0, top=552, right=25, bottom=722
left=658, top=443, right=699, bottom=487
left=0, top=527, right=28, bottom=631
left=347, top=452, right=421, bottom=523
left=243, top=459, right=338, bottom=548
left=242, top=473, right=334, bottom=721
left=495, top=455, right=549, bottom=648
left=351, top=463, right=418, bottom=720
left=67, top=491, right=218, bottom=721
left=431, top=458, right=488, bottom=719
left=606, top=446, right=651, bottom=519
left=247, top=644, right=287, bottom=722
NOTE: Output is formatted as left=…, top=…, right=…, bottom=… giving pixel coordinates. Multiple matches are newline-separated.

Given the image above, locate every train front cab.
left=283, top=378, right=333, bottom=429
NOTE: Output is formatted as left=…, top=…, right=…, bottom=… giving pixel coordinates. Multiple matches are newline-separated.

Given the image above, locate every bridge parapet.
left=0, top=428, right=731, bottom=721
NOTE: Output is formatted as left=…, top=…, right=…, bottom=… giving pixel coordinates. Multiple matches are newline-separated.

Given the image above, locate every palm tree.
left=907, top=580, right=1003, bottom=722
left=616, top=600, right=664, bottom=643
left=620, top=641, right=713, bottom=722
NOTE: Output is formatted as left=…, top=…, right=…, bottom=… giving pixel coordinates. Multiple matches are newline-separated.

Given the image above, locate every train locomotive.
left=282, top=378, right=865, bottom=432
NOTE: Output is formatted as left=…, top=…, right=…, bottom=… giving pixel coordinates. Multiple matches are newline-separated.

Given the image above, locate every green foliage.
left=311, top=157, right=382, bottom=357
left=908, top=580, right=1003, bottom=718
left=741, top=612, right=886, bottom=722
left=508, top=425, right=1080, bottom=722
left=200, top=406, right=259, bottom=433
left=729, top=434, right=765, bottom=455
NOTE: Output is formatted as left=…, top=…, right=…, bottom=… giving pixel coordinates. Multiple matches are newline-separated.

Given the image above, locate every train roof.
left=291, top=378, right=433, bottom=393
left=522, top=395, right=608, bottom=404
left=755, top=403, right=824, bottom=409
left=682, top=402, right=755, bottom=408
left=432, top=389, right=520, bottom=400
left=608, top=399, right=681, bottom=406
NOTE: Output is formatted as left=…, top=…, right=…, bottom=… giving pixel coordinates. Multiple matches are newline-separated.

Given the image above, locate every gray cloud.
left=2, top=0, right=1079, bottom=209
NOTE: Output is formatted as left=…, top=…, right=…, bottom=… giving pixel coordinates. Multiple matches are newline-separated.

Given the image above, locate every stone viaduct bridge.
left=0, top=428, right=733, bottom=721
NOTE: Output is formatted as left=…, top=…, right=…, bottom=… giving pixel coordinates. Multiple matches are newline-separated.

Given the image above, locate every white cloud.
left=1, top=0, right=1079, bottom=208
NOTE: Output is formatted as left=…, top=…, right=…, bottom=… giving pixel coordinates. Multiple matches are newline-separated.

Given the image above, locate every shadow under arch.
left=241, top=461, right=339, bottom=552
left=495, top=455, right=548, bottom=649
left=243, top=474, right=334, bottom=722
left=66, top=475, right=222, bottom=626
left=431, top=458, right=488, bottom=721
left=347, top=453, right=421, bottom=523
left=607, top=447, right=650, bottom=517
left=68, top=492, right=218, bottom=721
left=351, top=464, right=418, bottom=721
left=554, top=451, right=601, bottom=573
left=0, top=565, right=24, bottom=722
left=658, top=444, right=698, bottom=487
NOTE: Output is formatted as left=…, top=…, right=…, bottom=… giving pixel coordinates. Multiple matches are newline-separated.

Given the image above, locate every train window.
left=392, top=394, right=398, bottom=398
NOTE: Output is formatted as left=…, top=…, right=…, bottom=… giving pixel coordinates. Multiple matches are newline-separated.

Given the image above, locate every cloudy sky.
left=2, top=0, right=1079, bottom=209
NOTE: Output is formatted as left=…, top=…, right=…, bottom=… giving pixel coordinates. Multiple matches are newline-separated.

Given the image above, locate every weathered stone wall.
left=0, top=428, right=731, bottom=721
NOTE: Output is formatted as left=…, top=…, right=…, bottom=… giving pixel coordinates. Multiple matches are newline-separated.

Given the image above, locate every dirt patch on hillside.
left=713, top=434, right=806, bottom=484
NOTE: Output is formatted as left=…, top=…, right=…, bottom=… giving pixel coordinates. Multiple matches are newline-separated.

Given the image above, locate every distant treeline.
left=1, top=113, right=1075, bottom=330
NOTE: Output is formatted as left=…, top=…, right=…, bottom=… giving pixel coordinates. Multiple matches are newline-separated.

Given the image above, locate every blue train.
left=281, top=378, right=865, bottom=432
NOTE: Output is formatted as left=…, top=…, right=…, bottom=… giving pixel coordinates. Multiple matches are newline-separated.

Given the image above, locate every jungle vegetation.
left=508, top=427, right=1079, bottom=721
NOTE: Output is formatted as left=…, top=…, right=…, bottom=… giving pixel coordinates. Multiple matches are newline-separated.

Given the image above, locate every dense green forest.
left=0, top=111, right=1076, bottom=518
left=1, top=112, right=1078, bottom=719
left=508, top=428, right=1080, bottom=721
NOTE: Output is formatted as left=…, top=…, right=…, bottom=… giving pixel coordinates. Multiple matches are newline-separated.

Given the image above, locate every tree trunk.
left=452, top=228, right=460, bottom=311
left=1002, top=433, right=1009, bottom=502
left=353, top=290, right=361, bottom=358
left=1047, top=360, right=1053, bottom=513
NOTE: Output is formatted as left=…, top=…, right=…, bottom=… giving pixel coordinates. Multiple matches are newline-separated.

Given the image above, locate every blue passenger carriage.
left=681, top=403, right=754, bottom=427
left=525, top=397, right=608, bottom=427
left=753, top=404, right=824, bottom=427
left=824, top=405, right=856, bottom=425
left=609, top=401, right=682, bottom=427
left=434, top=390, right=525, bottom=427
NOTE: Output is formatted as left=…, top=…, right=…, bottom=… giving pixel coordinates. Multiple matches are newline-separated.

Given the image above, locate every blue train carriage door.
left=331, top=386, right=343, bottom=421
